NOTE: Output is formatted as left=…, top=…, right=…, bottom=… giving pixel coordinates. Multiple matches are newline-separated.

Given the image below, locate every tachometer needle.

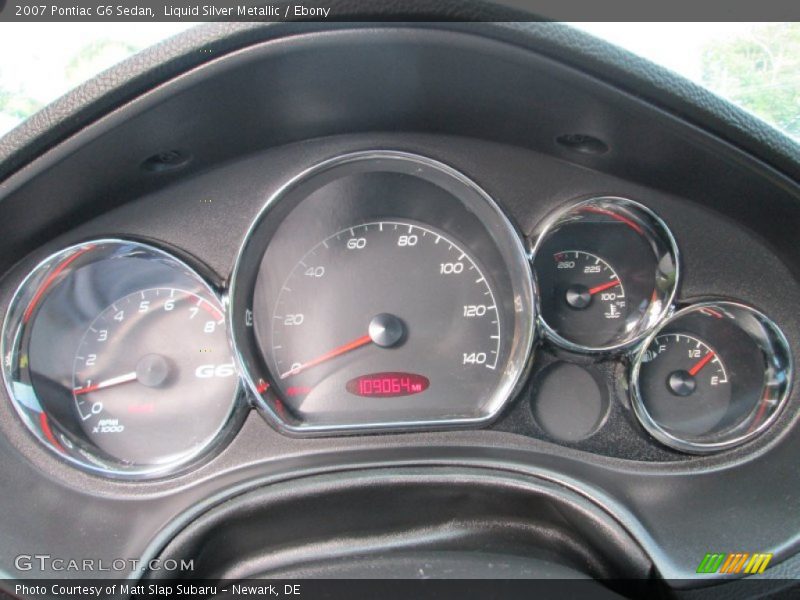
left=73, top=372, right=138, bottom=396
left=280, top=334, right=373, bottom=380
left=688, top=351, right=716, bottom=376
left=588, top=278, right=621, bottom=295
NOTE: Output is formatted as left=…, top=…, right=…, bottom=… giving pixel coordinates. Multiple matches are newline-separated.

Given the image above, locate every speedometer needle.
left=280, top=334, right=373, bottom=380
left=588, top=278, right=621, bottom=295
left=73, top=372, right=138, bottom=396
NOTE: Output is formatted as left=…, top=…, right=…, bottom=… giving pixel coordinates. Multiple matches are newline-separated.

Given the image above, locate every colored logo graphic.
left=697, top=552, right=773, bottom=574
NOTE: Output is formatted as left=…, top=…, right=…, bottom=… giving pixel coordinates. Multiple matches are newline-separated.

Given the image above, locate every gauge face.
left=263, top=221, right=501, bottom=418
left=1, top=241, right=243, bottom=478
left=72, top=288, right=235, bottom=465
left=632, top=302, right=792, bottom=453
left=533, top=198, right=678, bottom=352
left=638, top=334, right=731, bottom=436
left=231, top=151, right=535, bottom=432
left=541, top=251, right=627, bottom=347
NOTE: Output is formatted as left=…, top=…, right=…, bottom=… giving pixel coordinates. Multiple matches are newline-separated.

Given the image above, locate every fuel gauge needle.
left=689, top=351, right=716, bottom=376
left=73, top=372, right=137, bottom=396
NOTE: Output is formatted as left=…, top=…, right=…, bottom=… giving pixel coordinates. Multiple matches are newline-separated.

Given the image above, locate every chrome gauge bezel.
left=1, top=239, right=247, bottom=480
left=229, top=150, right=537, bottom=435
left=630, top=301, right=792, bottom=454
left=530, top=196, right=680, bottom=355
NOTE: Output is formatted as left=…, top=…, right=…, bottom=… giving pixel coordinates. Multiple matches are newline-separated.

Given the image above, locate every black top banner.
left=1, top=0, right=800, bottom=22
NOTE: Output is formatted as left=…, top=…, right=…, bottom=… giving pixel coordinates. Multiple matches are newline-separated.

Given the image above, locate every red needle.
left=73, top=372, right=138, bottom=396
left=588, top=279, right=621, bottom=295
left=280, top=334, right=373, bottom=379
left=689, top=352, right=716, bottom=376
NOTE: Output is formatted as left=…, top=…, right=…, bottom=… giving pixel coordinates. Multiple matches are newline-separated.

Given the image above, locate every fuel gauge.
left=631, top=302, right=791, bottom=453
left=637, top=333, right=731, bottom=437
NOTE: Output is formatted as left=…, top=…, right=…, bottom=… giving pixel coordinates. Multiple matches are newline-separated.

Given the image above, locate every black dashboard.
left=1, top=20, right=799, bottom=595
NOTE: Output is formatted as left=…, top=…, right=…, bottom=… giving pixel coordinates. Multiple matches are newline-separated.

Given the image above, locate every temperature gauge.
left=545, top=251, right=627, bottom=345
left=532, top=197, right=679, bottom=352
left=631, top=302, right=791, bottom=453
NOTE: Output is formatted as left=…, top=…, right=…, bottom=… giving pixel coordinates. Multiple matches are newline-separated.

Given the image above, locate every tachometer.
left=2, top=241, right=244, bottom=478
left=72, top=287, right=233, bottom=465
left=231, top=151, right=535, bottom=433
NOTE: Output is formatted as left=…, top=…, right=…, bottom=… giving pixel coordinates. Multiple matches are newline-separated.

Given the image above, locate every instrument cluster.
left=1, top=151, right=792, bottom=478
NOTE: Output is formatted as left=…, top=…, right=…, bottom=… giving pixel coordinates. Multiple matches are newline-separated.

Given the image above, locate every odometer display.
left=346, top=372, right=430, bottom=398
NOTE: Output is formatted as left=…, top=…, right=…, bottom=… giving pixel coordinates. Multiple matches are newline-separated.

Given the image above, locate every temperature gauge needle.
left=280, top=334, right=373, bottom=379
left=588, top=278, right=621, bottom=296
left=73, top=372, right=138, bottom=396
left=689, top=351, right=716, bottom=376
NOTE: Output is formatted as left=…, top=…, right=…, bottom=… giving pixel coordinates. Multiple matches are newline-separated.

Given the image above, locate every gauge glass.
left=231, top=151, right=535, bottom=433
left=631, top=302, right=791, bottom=453
left=533, top=197, right=679, bottom=352
left=1, top=241, right=242, bottom=478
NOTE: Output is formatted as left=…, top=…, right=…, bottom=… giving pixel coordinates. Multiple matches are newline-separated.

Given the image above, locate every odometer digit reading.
left=346, top=372, right=430, bottom=398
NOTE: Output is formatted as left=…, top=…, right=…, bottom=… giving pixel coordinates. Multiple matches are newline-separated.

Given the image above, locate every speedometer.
left=231, top=151, right=535, bottom=433
left=266, top=221, right=501, bottom=418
